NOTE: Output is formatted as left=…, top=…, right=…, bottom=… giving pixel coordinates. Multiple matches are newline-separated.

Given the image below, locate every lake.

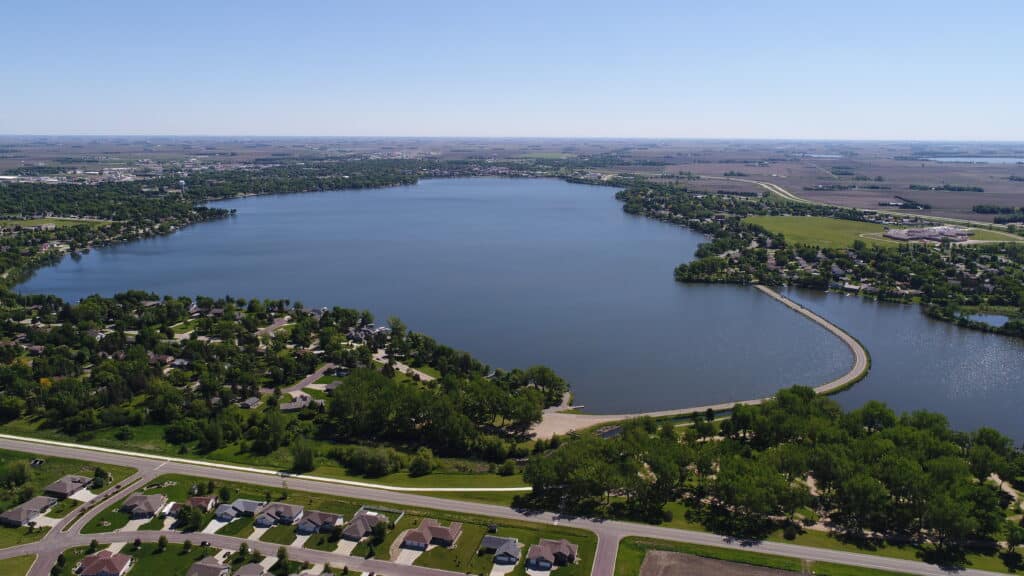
left=785, top=289, right=1024, bottom=438
left=17, top=178, right=1024, bottom=438
left=18, top=177, right=851, bottom=414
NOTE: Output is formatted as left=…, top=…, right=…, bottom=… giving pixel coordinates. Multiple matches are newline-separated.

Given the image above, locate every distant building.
left=884, top=226, right=973, bottom=242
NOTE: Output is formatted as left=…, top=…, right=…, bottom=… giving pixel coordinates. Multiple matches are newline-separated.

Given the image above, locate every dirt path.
left=532, top=285, right=869, bottom=438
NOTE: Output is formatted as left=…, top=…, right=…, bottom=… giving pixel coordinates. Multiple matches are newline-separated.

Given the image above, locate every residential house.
left=235, top=564, right=267, bottom=576
left=230, top=498, right=263, bottom=516
left=526, top=539, right=578, bottom=570
left=214, top=504, right=238, bottom=522
left=237, top=397, right=262, bottom=410
left=480, top=535, right=520, bottom=565
left=121, top=493, right=167, bottom=519
left=186, top=557, right=229, bottom=576
left=186, top=495, right=218, bottom=512
left=402, top=518, right=463, bottom=550
left=43, top=474, right=92, bottom=499
left=296, top=511, right=341, bottom=535
left=79, top=550, right=133, bottom=576
left=254, top=502, right=304, bottom=527
left=0, top=496, right=57, bottom=527
left=342, top=510, right=385, bottom=541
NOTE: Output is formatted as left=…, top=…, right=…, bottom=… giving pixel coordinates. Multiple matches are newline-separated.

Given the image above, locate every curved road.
left=534, top=285, right=869, bottom=438
left=0, top=435, right=1003, bottom=576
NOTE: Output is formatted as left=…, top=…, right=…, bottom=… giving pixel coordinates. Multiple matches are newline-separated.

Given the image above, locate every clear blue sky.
left=1, top=1, right=1020, bottom=140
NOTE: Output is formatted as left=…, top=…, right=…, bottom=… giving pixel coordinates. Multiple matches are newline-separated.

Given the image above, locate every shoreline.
left=532, top=285, right=870, bottom=438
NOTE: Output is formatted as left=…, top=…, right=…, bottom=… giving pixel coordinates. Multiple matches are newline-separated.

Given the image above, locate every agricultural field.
left=744, top=216, right=887, bottom=248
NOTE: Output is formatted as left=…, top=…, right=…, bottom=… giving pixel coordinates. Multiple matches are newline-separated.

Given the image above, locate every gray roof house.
left=296, top=510, right=341, bottom=534
left=527, top=539, right=578, bottom=570
left=254, top=502, right=304, bottom=527
left=342, top=510, right=385, bottom=541
left=43, top=474, right=92, bottom=499
left=121, top=493, right=167, bottom=519
left=235, top=564, right=267, bottom=576
left=0, top=496, right=57, bottom=527
left=480, top=535, right=520, bottom=564
left=186, top=557, right=230, bottom=576
left=237, top=397, right=262, bottom=409
left=214, top=503, right=238, bottom=522
left=230, top=498, right=263, bottom=516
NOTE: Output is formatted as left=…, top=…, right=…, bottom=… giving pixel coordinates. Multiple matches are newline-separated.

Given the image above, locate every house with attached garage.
left=254, top=502, right=304, bottom=527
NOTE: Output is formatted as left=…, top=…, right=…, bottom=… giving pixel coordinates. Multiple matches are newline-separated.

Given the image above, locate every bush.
left=408, top=448, right=435, bottom=477
left=497, top=460, right=516, bottom=476
left=328, top=446, right=406, bottom=477
left=783, top=523, right=798, bottom=540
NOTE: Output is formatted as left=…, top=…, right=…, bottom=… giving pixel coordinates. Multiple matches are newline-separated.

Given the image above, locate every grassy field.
left=0, top=421, right=527, bottom=496
left=0, top=217, right=109, bottom=229
left=968, top=227, right=1024, bottom=241
left=744, top=215, right=887, bottom=248
left=0, top=554, right=35, bottom=575
left=615, top=537, right=925, bottom=576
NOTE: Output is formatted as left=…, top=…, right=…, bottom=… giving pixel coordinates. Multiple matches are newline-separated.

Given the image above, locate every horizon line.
left=1, top=133, right=1024, bottom=145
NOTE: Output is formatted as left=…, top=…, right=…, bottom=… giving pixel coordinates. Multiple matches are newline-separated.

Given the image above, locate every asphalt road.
left=0, top=436, right=1006, bottom=576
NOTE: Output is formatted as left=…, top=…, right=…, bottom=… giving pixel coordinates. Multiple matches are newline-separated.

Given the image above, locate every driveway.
left=394, top=548, right=424, bottom=565
left=202, top=518, right=230, bottom=534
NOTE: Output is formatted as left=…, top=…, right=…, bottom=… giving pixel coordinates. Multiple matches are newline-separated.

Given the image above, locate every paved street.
left=0, top=435, right=1004, bottom=576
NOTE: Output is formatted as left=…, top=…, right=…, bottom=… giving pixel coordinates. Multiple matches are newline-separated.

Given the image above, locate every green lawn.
left=125, top=542, right=210, bottom=576
left=744, top=215, right=887, bottom=248
left=0, top=554, right=36, bottom=576
left=46, top=498, right=80, bottom=518
left=0, top=526, right=47, bottom=549
left=969, top=228, right=1024, bottom=242
left=303, top=531, right=342, bottom=552
left=0, top=217, right=109, bottom=229
left=261, top=524, right=297, bottom=545
left=216, top=516, right=255, bottom=538
left=139, top=515, right=165, bottom=530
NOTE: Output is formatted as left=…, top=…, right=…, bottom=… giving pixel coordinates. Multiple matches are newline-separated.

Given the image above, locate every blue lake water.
left=18, top=178, right=850, bottom=414
left=17, top=177, right=1024, bottom=437
left=785, top=289, right=1024, bottom=439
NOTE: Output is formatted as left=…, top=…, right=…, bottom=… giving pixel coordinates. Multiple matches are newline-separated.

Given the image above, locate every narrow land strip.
left=533, top=285, right=869, bottom=438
